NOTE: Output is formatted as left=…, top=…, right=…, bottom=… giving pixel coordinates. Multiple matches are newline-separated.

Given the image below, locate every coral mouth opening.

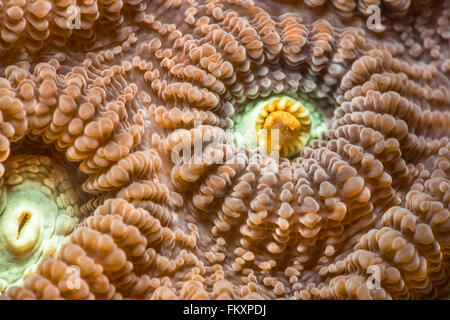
left=233, top=95, right=328, bottom=158
left=0, top=142, right=86, bottom=292
left=17, top=211, right=31, bottom=239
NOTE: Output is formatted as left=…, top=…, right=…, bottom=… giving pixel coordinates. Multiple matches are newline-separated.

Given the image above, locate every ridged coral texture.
left=0, top=0, right=449, bottom=300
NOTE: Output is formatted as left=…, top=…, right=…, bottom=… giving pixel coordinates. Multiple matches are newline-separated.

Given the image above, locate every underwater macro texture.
left=0, top=0, right=449, bottom=300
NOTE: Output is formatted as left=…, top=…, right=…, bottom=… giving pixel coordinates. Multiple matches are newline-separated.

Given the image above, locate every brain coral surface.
left=0, top=0, right=449, bottom=300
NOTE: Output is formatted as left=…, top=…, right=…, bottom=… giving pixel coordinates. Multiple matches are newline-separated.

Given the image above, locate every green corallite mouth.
left=0, top=155, right=79, bottom=292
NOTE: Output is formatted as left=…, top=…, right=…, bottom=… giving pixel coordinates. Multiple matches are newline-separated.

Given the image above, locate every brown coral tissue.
left=0, top=0, right=448, bottom=301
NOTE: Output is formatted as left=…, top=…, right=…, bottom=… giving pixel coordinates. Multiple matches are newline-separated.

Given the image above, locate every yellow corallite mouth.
left=255, top=97, right=311, bottom=157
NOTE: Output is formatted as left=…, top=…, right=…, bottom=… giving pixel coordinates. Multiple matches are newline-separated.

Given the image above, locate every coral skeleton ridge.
left=0, top=0, right=448, bottom=300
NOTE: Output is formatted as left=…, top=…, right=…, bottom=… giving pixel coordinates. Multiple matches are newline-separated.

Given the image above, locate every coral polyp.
left=0, top=155, right=78, bottom=292
left=234, top=96, right=318, bottom=157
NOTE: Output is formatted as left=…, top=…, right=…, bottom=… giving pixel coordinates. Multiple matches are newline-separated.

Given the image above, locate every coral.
left=234, top=95, right=324, bottom=158
left=0, top=155, right=78, bottom=292
left=0, top=0, right=448, bottom=300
